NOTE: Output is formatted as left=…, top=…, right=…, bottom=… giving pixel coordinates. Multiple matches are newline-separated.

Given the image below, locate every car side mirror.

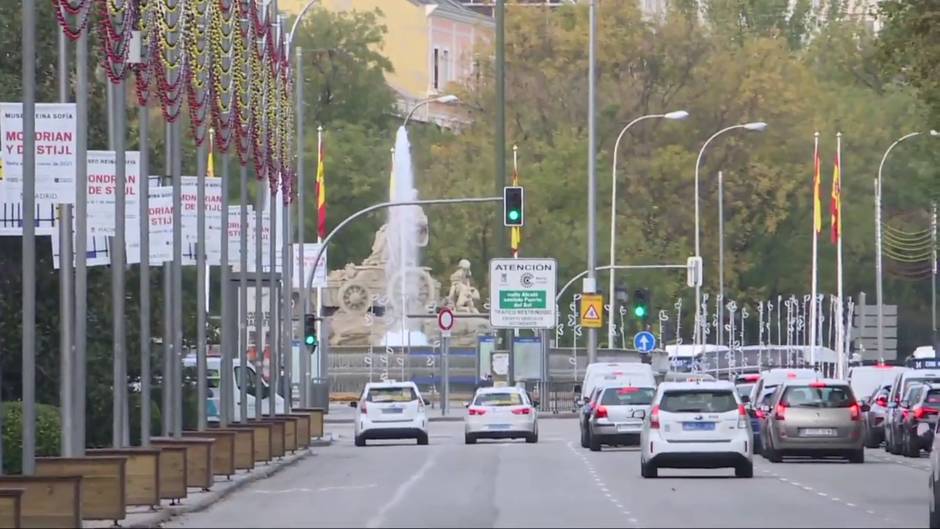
left=532, top=400, right=540, bottom=408
left=464, top=402, right=470, bottom=408
left=348, top=401, right=358, bottom=408
left=888, top=401, right=898, bottom=409
left=860, top=403, right=871, bottom=413
left=573, top=384, right=582, bottom=394
left=747, top=408, right=757, bottom=418
left=423, top=398, right=431, bottom=406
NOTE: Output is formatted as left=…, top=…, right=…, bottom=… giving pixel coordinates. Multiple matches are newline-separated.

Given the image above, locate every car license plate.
left=382, top=408, right=403, bottom=414
left=488, top=424, right=510, bottom=430
left=683, top=422, right=715, bottom=431
left=617, top=423, right=639, bottom=432
left=800, top=428, right=837, bottom=437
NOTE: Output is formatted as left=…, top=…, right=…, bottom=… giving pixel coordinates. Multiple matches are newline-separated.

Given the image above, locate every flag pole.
left=809, top=132, right=819, bottom=366
left=835, top=132, right=845, bottom=378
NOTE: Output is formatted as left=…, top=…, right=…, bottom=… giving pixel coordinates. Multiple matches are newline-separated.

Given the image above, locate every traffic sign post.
left=437, top=308, right=454, bottom=415
left=580, top=294, right=604, bottom=329
left=634, top=331, right=656, bottom=353
left=489, top=258, right=557, bottom=329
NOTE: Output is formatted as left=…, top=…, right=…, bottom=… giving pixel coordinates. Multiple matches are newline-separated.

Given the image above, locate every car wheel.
left=417, top=433, right=429, bottom=446
left=354, top=435, right=366, bottom=447
left=848, top=448, right=865, bottom=464
left=640, top=460, right=658, bottom=478
left=864, top=428, right=881, bottom=449
left=904, top=430, right=919, bottom=458
left=889, top=428, right=903, bottom=455
left=580, top=424, right=589, bottom=448
left=765, top=440, right=783, bottom=463
left=526, top=431, right=539, bottom=444
left=735, top=461, right=754, bottom=478
left=589, top=435, right=602, bottom=452
left=465, top=433, right=476, bottom=445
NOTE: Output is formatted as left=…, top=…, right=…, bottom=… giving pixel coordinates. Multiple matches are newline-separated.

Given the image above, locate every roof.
left=364, top=380, right=418, bottom=389
left=475, top=386, right=526, bottom=394
left=658, top=381, right=736, bottom=391
left=780, top=378, right=848, bottom=387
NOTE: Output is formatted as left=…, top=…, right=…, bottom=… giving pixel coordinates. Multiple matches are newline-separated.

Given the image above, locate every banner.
left=86, top=150, right=140, bottom=236
left=51, top=230, right=112, bottom=269
left=227, top=205, right=255, bottom=267
left=181, top=176, right=222, bottom=266
left=0, top=102, right=77, bottom=204
left=292, top=242, right=328, bottom=288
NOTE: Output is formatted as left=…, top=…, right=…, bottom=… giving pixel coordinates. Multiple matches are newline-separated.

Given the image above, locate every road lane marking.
left=365, top=451, right=438, bottom=529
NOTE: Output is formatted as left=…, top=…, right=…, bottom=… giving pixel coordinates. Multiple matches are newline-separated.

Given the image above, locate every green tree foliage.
left=877, top=0, right=940, bottom=125
left=2, top=402, right=60, bottom=474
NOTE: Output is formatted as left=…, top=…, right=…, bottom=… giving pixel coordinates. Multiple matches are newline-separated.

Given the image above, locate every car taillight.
left=876, top=396, right=888, bottom=408
left=650, top=405, right=660, bottom=429
left=755, top=409, right=766, bottom=420
left=737, top=404, right=748, bottom=428
left=359, top=402, right=367, bottom=413
left=595, top=405, right=608, bottom=419
left=469, top=407, right=486, bottom=416
left=774, top=403, right=787, bottom=421
left=512, top=407, right=532, bottom=415
left=850, top=403, right=861, bottom=421
left=914, top=406, right=939, bottom=420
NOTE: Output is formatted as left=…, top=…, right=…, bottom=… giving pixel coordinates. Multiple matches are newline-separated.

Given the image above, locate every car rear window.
left=600, top=387, right=655, bottom=406
left=782, top=385, right=854, bottom=408
left=367, top=387, right=417, bottom=403
left=475, top=392, right=525, bottom=406
left=926, top=391, right=940, bottom=404
left=736, top=384, right=754, bottom=399
left=906, top=378, right=940, bottom=395
left=659, top=390, right=738, bottom=413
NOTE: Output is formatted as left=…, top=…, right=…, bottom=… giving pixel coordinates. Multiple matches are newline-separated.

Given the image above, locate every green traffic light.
left=634, top=306, right=648, bottom=318
left=508, top=210, right=521, bottom=222
left=305, top=335, right=317, bottom=346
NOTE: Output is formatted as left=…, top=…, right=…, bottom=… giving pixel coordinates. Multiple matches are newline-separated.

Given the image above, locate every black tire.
left=465, top=433, right=476, bottom=445
left=765, top=440, right=783, bottom=463
left=848, top=448, right=865, bottom=464
left=526, top=431, right=539, bottom=444
left=354, top=435, right=366, bottom=447
left=735, top=461, right=754, bottom=478
left=589, top=435, right=602, bottom=452
left=640, top=460, right=658, bottom=478
left=864, top=428, right=882, bottom=449
left=904, top=429, right=919, bottom=458
left=417, top=433, right=429, bottom=446
left=580, top=424, right=589, bottom=448
left=889, top=428, right=903, bottom=455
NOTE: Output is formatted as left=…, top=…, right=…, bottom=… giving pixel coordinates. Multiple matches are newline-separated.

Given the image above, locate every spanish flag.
left=510, top=164, right=521, bottom=257
left=207, top=128, right=216, bottom=178
left=830, top=147, right=841, bottom=244
left=316, top=138, right=327, bottom=240
left=813, top=140, right=821, bottom=234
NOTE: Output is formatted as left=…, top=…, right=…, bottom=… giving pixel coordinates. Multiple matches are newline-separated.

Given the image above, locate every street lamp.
left=874, top=129, right=939, bottom=357
left=402, top=94, right=459, bottom=128
left=693, top=121, right=767, bottom=346
left=607, top=110, right=689, bottom=348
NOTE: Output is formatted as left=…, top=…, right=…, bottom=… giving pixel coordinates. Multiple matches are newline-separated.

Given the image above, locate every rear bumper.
left=649, top=451, right=750, bottom=469
left=468, top=430, right=533, bottom=440
left=645, top=433, right=752, bottom=468
left=772, top=436, right=863, bottom=452
left=359, top=427, right=425, bottom=440
left=465, top=417, right=536, bottom=436
left=591, top=422, right=642, bottom=445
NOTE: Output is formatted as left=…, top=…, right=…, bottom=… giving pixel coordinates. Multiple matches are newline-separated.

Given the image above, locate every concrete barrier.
left=35, top=456, right=127, bottom=523
left=0, top=476, right=81, bottom=529
left=151, top=437, right=215, bottom=492
left=0, top=489, right=24, bottom=528
left=293, top=407, right=325, bottom=438
left=208, top=426, right=256, bottom=471
left=183, top=431, right=236, bottom=479
left=87, top=448, right=161, bottom=508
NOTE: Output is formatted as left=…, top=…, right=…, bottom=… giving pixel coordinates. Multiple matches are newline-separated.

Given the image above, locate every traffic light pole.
left=555, top=264, right=687, bottom=304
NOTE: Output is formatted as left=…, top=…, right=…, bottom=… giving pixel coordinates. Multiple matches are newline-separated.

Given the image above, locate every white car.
left=352, top=381, right=430, bottom=447
left=465, top=386, right=538, bottom=444
left=640, top=381, right=753, bottom=478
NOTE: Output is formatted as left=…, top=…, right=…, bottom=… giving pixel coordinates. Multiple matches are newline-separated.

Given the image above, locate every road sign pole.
left=196, top=137, right=208, bottom=431
left=139, top=103, right=151, bottom=446
left=74, top=28, right=89, bottom=456
left=162, top=125, right=173, bottom=437
left=220, top=152, right=232, bottom=427
left=21, top=0, right=37, bottom=475
left=172, top=119, right=183, bottom=437
left=442, top=333, right=450, bottom=416
left=239, top=163, right=249, bottom=423
left=586, top=0, right=598, bottom=364
left=255, top=184, right=264, bottom=419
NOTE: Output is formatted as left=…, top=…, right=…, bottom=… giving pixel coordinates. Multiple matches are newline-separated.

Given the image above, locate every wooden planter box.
left=292, top=407, right=325, bottom=438
left=149, top=445, right=187, bottom=503
left=151, top=437, right=214, bottom=491
left=208, top=426, right=256, bottom=471
left=236, top=422, right=273, bottom=463
left=36, top=456, right=127, bottom=523
left=275, top=416, right=299, bottom=453
left=183, top=431, right=236, bottom=479
left=87, top=448, right=161, bottom=508
left=254, top=419, right=286, bottom=458
left=0, top=476, right=81, bottom=529
left=287, top=414, right=311, bottom=448
left=0, top=489, right=24, bottom=529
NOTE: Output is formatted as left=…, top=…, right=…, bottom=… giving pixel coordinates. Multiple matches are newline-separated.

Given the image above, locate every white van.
left=577, top=362, right=656, bottom=404
left=847, top=365, right=907, bottom=402
left=182, top=355, right=286, bottom=423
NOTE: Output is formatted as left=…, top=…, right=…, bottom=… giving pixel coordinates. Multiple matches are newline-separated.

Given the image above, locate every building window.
left=442, top=49, right=450, bottom=84
left=433, top=48, right=440, bottom=90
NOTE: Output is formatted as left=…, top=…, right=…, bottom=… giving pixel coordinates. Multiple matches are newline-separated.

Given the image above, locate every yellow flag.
left=207, top=129, right=216, bottom=178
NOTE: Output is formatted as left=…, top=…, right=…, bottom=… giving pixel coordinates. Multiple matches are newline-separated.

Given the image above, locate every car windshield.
left=736, top=384, right=754, bottom=399
left=758, top=389, right=777, bottom=407
left=367, top=387, right=417, bottom=403
left=659, top=390, right=738, bottom=413
left=600, top=387, right=655, bottom=406
left=475, top=392, right=525, bottom=406
left=782, top=386, right=854, bottom=408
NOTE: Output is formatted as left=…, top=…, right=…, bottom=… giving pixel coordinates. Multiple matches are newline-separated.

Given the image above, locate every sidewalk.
left=86, top=436, right=334, bottom=529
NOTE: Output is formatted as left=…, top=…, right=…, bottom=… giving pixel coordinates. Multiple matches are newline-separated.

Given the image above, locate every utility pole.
left=586, top=0, right=598, bottom=363
left=21, top=0, right=37, bottom=475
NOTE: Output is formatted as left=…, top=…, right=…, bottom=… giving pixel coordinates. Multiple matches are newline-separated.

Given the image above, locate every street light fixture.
left=874, top=129, right=939, bottom=358
left=693, top=121, right=768, bottom=346
left=607, top=110, right=690, bottom=348
left=402, top=95, right=460, bottom=128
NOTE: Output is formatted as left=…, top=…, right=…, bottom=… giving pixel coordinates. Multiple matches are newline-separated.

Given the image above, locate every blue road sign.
left=634, top=331, right=656, bottom=353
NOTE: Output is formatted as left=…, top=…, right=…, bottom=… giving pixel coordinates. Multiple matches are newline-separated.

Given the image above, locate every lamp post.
left=607, top=110, right=689, bottom=348
left=875, top=129, right=939, bottom=358
left=403, top=94, right=459, bottom=128
left=693, top=121, right=767, bottom=346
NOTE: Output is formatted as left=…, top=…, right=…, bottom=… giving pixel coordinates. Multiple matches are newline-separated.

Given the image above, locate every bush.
left=1, top=401, right=61, bottom=474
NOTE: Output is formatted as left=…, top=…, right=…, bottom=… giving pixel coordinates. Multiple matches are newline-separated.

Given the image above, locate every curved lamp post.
left=607, top=110, right=689, bottom=348
left=403, top=94, right=459, bottom=128
left=693, top=121, right=767, bottom=346
left=874, top=129, right=939, bottom=357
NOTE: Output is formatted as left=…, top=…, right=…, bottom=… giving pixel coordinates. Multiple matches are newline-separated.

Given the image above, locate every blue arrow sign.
left=634, top=331, right=656, bottom=353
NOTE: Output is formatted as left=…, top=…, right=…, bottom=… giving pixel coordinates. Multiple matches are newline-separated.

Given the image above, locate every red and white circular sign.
left=437, top=308, right=455, bottom=331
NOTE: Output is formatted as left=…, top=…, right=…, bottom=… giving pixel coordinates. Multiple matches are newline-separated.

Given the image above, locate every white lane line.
left=318, top=484, right=378, bottom=493
left=365, top=451, right=438, bottom=529
left=867, top=510, right=876, bottom=515
left=846, top=503, right=856, bottom=508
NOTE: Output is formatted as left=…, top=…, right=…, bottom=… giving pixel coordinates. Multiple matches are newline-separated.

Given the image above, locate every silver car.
left=587, top=384, right=655, bottom=451
left=863, top=383, right=892, bottom=448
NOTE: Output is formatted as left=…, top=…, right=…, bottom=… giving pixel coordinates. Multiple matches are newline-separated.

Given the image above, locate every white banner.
left=227, top=205, right=255, bottom=267
left=86, top=150, right=141, bottom=236
left=51, top=230, right=112, bottom=269
left=0, top=193, right=57, bottom=235
left=292, top=243, right=328, bottom=288
left=181, top=176, right=222, bottom=266
left=0, top=102, right=77, bottom=204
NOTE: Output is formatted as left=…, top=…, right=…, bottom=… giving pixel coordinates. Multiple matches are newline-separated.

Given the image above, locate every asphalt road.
left=168, top=419, right=929, bottom=528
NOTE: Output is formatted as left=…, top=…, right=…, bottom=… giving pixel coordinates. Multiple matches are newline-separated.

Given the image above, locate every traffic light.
left=304, top=314, right=318, bottom=348
left=503, top=186, right=524, bottom=227
left=633, top=288, right=650, bottom=322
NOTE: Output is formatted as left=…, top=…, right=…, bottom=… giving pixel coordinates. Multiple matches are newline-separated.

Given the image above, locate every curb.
left=129, top=447, right=318, bottom=528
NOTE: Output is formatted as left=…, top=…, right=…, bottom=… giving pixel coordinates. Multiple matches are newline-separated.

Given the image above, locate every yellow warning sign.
left=580, top=294, right=604, bottom=328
